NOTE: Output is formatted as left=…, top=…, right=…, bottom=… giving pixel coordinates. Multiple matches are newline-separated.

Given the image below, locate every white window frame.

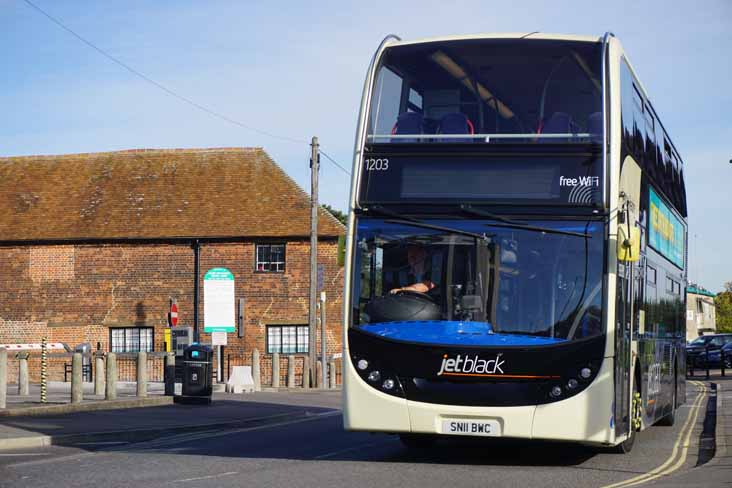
left=255, top=243, right=286, bottom=273
left=110, top=327, right=154, bottom=353
left=266, top=325, right=309, bottom=354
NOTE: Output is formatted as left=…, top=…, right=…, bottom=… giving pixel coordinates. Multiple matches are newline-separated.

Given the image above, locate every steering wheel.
left=392, top=289, right=436, bottom=303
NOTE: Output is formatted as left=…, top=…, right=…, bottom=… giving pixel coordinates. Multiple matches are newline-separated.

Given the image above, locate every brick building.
left=0, top=147, right=344, bottom=383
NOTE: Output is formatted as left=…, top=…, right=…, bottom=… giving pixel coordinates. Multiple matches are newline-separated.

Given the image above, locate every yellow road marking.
left=620, top=381, right=707, bottom=487
left=600, top=381, right=706, bottom=488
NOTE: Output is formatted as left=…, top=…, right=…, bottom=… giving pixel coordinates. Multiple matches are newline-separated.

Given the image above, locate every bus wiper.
left=459, top=204, right=524, bottom=225
left=361, top=205, right=491, bottom=242
left=460, top=204, right=590, bottom=238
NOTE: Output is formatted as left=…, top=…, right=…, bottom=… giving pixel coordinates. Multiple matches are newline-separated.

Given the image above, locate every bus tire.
left=611, top=373, right=641, bottom=454
left=399, top=433, right=436, bottom=449
left=657, top=366, right=677, bottom=427
left=612, top=424, right=635, bottom=454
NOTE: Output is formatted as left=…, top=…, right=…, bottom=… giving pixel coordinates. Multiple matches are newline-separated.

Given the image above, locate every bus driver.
left=389, top=244, right=436, bottom=295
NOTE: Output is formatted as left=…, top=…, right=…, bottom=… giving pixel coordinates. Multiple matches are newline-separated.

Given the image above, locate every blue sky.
left=1, top=0, right=730, bottom=291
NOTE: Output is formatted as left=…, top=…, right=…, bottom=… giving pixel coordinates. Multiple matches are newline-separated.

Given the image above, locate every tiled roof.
left=0, top=148, right=344, bottom=241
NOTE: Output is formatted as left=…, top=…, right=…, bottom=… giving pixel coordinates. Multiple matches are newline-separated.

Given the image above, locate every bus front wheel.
left=612, top=381, right=641, bottom=453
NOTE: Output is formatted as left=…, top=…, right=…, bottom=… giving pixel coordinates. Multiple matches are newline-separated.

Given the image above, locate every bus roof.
left=386, top=32, right=602, bottom=48
left=381, top=33, right=685, bottom=168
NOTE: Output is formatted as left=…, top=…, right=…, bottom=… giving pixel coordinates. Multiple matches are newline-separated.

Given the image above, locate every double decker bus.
left=342, top=33, right=688, bottom=452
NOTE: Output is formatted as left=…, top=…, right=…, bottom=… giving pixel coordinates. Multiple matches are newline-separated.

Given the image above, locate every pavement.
left=0, top=380, right=727, bottom=488
left=0, top=388, right=340, bottom=450
left=648, top=376, right=731, bottom=487
left=1, top=382, right=176, bottom=418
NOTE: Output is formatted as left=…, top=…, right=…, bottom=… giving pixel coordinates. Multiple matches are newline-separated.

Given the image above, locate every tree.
left=716, top=285, right=732, bottom=333
left=322, top=204, right=347, bottom=226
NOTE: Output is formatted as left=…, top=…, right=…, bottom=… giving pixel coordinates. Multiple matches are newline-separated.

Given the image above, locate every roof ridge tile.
left=0, top=147, right=262, bottom=161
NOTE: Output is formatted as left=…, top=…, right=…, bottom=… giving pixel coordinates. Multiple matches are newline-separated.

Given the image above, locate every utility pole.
left=308, top=136, right=319, bottom=388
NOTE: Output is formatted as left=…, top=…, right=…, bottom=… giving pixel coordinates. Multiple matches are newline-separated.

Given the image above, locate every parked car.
left=686, top=333, right=732, bottom=368
left=705, top=342, right=732, bottom=369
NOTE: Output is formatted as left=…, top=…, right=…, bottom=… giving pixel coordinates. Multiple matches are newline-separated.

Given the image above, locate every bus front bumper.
left=344, top=355, right=616, bottom=445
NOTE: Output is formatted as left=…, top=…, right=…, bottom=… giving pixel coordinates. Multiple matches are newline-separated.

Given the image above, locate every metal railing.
left=115, top=352, right=166, bottom=382
left=687, top=345, right=728, bottom=379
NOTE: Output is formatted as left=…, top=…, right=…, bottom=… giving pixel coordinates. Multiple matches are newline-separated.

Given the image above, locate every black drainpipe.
left=193, top=239, right=201, bottom=343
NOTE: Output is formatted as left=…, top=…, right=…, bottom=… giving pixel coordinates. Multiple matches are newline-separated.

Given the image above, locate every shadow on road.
left=1, top=399, right=334, bottom=440
left=374, top=437, right=598, bottom=466
left=79, top=409, right=600, bottom=468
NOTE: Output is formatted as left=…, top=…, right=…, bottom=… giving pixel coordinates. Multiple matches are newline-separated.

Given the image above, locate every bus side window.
left=645, top=264, right=657, bottom=335
left=628, top=82, right=645, bottom=160
left=370, top=67, right=404, bottom=136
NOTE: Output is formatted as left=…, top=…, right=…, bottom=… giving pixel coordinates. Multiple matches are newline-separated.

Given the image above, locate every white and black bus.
left=342, top=33, right=688, bottom=452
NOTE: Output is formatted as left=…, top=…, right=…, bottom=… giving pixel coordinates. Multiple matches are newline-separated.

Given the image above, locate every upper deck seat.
left=391, top=112, right=424, bottom=143
left=437, top=113, right=474, bottom=142
left=539, top=112, right=579, bottom=143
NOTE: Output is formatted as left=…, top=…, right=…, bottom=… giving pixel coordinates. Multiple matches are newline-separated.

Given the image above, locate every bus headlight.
left=580, top=367, right=592, bottom=379
left=567, top=378, right=579, bottom=390
left=550, top=386, right=562, bottom=398
left=351, top=353, right=404, bottom=398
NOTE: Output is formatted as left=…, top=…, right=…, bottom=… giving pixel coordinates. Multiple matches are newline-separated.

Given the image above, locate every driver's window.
left=430, top=253, right=443, bottom=288
left=358, top=244, right=383, bottom=299
left=373, top=247, right=384, bottom=297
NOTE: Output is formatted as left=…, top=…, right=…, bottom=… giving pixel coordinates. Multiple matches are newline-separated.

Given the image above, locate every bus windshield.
left=369, top=39, right=603, bottom=143
left=352, top=218, right=604, bottom=345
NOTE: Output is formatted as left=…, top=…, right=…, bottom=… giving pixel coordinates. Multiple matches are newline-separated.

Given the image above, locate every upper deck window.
left=368, top=39, right=603, bottom=144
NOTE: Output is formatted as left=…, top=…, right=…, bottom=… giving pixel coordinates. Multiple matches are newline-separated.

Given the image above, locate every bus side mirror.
left=617, top=225, right=640, bottom=262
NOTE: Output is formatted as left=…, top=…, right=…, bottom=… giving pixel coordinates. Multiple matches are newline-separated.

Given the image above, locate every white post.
left=272, top=352, right=280, bottom=388
left=94, top=354, right=105, bottom=396
left=106, top=352, right=117, bottom=400
left=17, top=352, right=30, bottom=396
left=287, top=356, right=295, bottom=388
left=329, top=360, right=336, bottom=389
left=0, top=348, right=7, bottom=409
left=302, top=356, right=310, bottom=390
left=252, top=348, right=261, bottom=392
left=320, top=291, right=327, bottom=389
left=71, top=352, right=83, bottom=404
left=137, top=352, right=147, bottom=398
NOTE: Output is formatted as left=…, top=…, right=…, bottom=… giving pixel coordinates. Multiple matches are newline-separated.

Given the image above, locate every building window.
left=110, top=327, right=154, bottom=353
left=266, top=325, right=309, bottom=354
left=256, top=244, right=286, bottom=272
left=646, top=265, right=657, bottom=285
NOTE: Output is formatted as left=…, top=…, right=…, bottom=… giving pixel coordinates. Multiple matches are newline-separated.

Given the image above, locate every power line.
left=319, top=149, right=351, bottom=176
left=23, top=0, right=305, bottom=146
left=22, top=0, right=352, bottom=177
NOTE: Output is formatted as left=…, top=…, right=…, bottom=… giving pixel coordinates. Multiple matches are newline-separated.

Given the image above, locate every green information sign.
left=204, top=268, right=235, bottom=281
left=203, top=267, right=236, bottom=333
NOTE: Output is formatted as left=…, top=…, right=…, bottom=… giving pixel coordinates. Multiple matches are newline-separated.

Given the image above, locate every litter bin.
left=180, top=344, right=213, bottom=403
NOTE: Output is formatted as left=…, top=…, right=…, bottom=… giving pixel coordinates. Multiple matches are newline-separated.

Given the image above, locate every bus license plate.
left=441, top=419, right=501, bottom=437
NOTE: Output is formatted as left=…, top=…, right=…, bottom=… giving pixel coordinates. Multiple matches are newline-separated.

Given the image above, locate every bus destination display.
left=358, top=154, right=602, bottom=206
